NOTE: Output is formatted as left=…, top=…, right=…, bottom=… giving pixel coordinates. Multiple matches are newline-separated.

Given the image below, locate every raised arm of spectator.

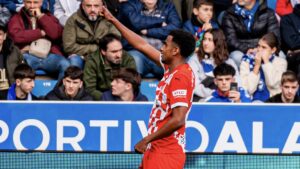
left=103, top=6, right=161, bottom=66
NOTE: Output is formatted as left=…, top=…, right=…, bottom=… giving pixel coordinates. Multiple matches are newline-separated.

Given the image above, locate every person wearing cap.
left=101, top=67, right=148, bottom=101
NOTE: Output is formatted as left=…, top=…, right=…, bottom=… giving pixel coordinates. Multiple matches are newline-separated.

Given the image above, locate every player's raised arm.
left=101, top=6, right=161, bottom=66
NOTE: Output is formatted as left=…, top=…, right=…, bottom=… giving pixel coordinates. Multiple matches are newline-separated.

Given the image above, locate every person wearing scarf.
left=188, top=29, right=240, bottom=101
left=240, top=33, right=287, bottom=102
left=234, top=0, right=259, bottom=32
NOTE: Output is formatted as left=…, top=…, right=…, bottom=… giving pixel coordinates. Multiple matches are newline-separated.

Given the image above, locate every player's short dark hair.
left=169, top=29, right=195, bottom=58
left=113, top=68, right=141, bottom=95
left=64, top=66, right=83, bottom=81
left=13, top=64, right=35, bottom=80
left=213, top=63, right=236, bottom=77
left=99, top=33, right=122, bottom=51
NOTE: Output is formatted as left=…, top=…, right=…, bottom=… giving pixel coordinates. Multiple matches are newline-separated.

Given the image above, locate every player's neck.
left=168, top=58, right=186, bottom=72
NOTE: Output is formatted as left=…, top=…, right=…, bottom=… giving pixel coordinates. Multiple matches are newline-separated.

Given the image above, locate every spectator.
left=63, top=0, right=120, bottom=60
left=101, top=68, right=148, bottom=101
left=8, top=0, right=71, bottom=79
left=206, top=63, right=251, bottom=103
left=280, top=4, right=300, bottom=78
left=45, top=66, right=93, bottom=101
left=54, top=0, right=81, bottom=26
left=240, top=33, right=287, bottom=102
left=188, top=29, right=240, bottom=101
left=0, top=24, right=24, bottom=100
left=83, top=33, right=136, bottom=100
left=222, top=0, right=280, bottom=67
left=4, top=0, right=49, bottom=13
left=276, top=0, right=300, bottom=17
left=7, top=63, right=37, bottom=100
left=266, top=71, right=300, bottom=103
left=118, top=0, right=181, bottom=78
left=183, top=0, right=218, bottom=50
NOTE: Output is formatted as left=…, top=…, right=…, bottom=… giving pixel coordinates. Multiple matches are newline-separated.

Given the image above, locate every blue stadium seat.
left=32, top=79, right=57, bottom=97
left=140, top=80, right=158, bottom=101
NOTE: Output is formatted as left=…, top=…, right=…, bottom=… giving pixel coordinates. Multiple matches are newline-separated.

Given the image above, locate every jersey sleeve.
left=168, top=72, right=193, bottom=109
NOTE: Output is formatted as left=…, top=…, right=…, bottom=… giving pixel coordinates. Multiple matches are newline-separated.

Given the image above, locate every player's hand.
left=101, top=6, right=114, bottom=21
left=134, top=138, right=149, bottom=154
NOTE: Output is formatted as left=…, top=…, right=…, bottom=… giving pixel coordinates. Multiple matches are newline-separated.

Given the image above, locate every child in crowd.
left=183, top=0, right=218, bottom=50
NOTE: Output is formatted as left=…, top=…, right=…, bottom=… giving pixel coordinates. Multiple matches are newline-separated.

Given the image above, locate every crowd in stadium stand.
left=0, top=0, right=299, bottom=103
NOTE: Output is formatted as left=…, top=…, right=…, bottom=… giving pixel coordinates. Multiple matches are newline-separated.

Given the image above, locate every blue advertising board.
left=0, top=102, right=300, bottom=154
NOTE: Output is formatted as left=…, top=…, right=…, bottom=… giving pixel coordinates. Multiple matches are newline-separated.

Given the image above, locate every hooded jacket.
left=222, top=0, right=280, bottom=53
left=45, top=80, right=93, bottom=101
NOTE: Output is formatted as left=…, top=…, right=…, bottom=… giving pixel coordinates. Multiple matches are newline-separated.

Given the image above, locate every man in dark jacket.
left=118, top=0, right=181, bottom=79
left=280, top=4, right=300, bottom=78
left=45, top=66, right=93, bottom=101
left=222, top=0, right=280, bottom=66
left=101, top=68, right=148, bottom=101
left=83, top=33, right=136, bottom=100
left=0, top=24, right=23, bottom=100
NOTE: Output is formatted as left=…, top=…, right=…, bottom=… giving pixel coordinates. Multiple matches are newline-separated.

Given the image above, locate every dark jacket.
left=8, top=7, right=64, bottom=56
left=101, top=90, right=148, bottom=101
left=1, top=38, right=24, bottom=85
left=265, top=93, right=300, bottom=103
left=222, top=0, right=280, bottom=53
left=45, top=81, right=93, bottom=101
left=63, top=6, right=120, bottom=57
left=118, top=0, right=181, bottom=40
left=280, top=4, right=300, bottom=51
left=83, top=50, right=136, bottom=100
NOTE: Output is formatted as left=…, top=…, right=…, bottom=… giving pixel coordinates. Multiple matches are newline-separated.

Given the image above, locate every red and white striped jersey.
left=147, top=62, right=195, bottom=154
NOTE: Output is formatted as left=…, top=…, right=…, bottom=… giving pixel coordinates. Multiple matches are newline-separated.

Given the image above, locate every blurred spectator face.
left=214, top=75, right=234, bottom=93
left=63, top=77, right=83, bottom=98
left=111, top=78, right=130, bottom=97
left=16, top=78, right=35, bottom=95
left=141, top=0, right=158, bottom=10
left=82, top=0, right=103, bottom=21
left=101, top=40, right=123, bottom=65
left=193, top=4, right=213, bottom=23
left=0, top=30, right=6, bottom=47
left=24, top=0, right=43, bottom=13
left=237, top=0, right=254, bottom=7
left=202, top=32, right=215, bottom=54
left=281, top=81, right=299, bottom=102
left=257, top=39, right=276, bottom=59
